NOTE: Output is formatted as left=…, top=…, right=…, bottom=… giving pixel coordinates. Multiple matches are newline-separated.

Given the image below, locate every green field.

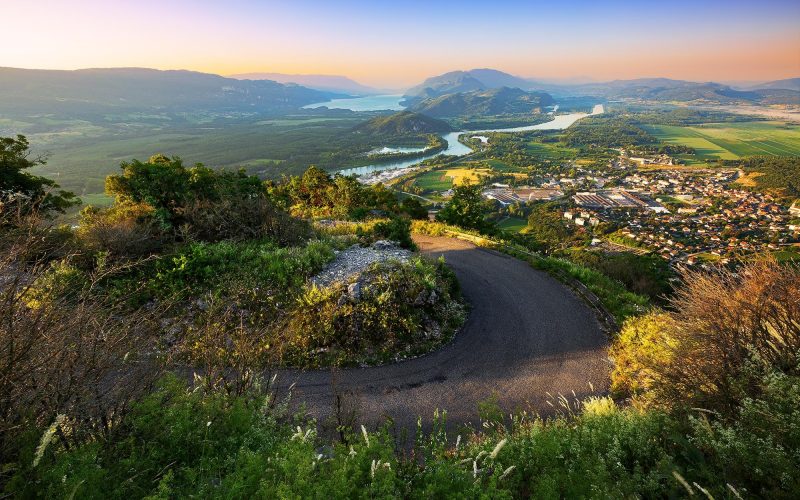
left=497, top=216, right=527, bottom=233
left=413, top=170, right=454, bottom=191
left=642, top=121, right=800, bottom=161
left=525, top=140, right=579, bottom=161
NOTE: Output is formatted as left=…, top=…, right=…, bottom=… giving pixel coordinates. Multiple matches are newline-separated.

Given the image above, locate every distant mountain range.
left=404, top=69, right=800, bottom=106
left=408, top=87, right=555, bottom=118
left=353, top=111, right=452, bottom=135
left=744, top=78, right=800, bottom=92
left=0, top=67, right=340, bottom=117
left=229, top=72, right=378, bottom=95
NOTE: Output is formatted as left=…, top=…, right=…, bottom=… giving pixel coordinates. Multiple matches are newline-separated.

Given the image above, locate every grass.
left=414, top=170, right=454, bottom=191
left=734, top=171, right=763, bottom=188
left=525, top=140, right=579, bottom=161
left=497, top=217, right=527, bottom=233
left=642, top=121, right=800, bottom=162
left=78, top=193, right=114, bottom=208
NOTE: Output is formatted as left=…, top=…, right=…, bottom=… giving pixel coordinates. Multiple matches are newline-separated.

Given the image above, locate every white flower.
left=489, top=438, right=507, bottom=459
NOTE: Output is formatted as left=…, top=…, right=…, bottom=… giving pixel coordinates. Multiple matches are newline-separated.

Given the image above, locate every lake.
left=337, top=103, right=605, bottom=177
left=302, top=94, right=405, bottom=111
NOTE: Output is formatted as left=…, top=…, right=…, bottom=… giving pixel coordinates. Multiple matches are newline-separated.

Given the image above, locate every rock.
left=372, top=240, right=395, bottom=250
left=195, top=298, right=209, bottom=311
left=428, top=290, right=438, bottom=304
left=413, top=290, right=428, bottom=306
left=310, top=241, right=412, bottom=288
left=347, top=281, right=362, bottom=300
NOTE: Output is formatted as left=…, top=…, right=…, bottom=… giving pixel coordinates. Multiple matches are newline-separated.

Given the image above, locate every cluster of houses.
left=566, top=169, right=798, bottom=264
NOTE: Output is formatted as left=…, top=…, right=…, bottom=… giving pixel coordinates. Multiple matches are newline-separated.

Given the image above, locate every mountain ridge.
left=229, top=72, right=378, bottom=95
left=0, top=66, right=339, bottom=115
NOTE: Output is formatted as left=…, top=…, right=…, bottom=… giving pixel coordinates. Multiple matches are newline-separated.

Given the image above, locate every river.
left=337, top=103, right=604, bottom=178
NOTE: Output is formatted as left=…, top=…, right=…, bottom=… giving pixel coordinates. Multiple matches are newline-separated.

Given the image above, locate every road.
left=281, top=234, right=610, bottom=439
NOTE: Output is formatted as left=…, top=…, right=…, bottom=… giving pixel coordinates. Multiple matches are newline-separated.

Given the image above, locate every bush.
left=280, top=258, right=465, bottom=367
left=372, top=216, right=415, bottom=249
left=0, top=230, right=161, bottom=471
left=610, top=259, right=800, bottom=414
left=77, top=201, right=165, bottom=259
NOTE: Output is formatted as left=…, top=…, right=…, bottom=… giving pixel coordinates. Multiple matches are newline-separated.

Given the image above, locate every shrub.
left=280, top=258, right=464, bottom=367
left=77, top=201, right=165, bottom=259
left=0, top=228, right=161, bottom=471
left=610, top=259, right=800, bottom=414
left=372, top=216, right=415, bottom=249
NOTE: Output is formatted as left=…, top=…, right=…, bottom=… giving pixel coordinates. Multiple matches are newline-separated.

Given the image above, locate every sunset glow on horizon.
left=1, top=0, right=798, bottom=88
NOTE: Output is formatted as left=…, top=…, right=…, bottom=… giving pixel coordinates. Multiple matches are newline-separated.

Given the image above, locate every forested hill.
left=404, top=68, right=538, bottom=101
left=353, top=111, right=452, bottom=134
left=0, top=67, right=339, bottom=116
left=409, top=87, right=555, bottom=118
left=573, top=78, right=800, bottom=105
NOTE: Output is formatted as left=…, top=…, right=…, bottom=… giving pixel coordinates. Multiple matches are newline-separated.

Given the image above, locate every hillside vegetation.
left=2, top=134, right=800, bottom=497
left=409, top=87, right=555, bottom=118
left=0, top=67, right=336, bottom=115
left=353, top=111, right=452, bottom=134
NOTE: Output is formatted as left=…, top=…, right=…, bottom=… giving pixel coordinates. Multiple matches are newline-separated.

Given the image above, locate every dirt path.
left=281, top=234, right=610, bottom=438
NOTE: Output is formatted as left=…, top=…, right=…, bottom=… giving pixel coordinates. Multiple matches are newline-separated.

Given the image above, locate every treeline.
left=562, top=115, right=657, bottom=148
left=731, top=155, right=800, bottom=197
left=623, top=106, right=765, bottom=125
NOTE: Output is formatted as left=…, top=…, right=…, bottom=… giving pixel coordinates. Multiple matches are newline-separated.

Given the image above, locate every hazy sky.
left=2, top=0, right=798, bottom=89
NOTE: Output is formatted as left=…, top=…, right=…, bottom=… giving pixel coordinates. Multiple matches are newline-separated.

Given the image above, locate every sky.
left=1, top=0, right=799, bottom=89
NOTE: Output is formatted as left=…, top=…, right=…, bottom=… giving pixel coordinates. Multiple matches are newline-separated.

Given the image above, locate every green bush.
left=104, top=238, right=335, bottom=304
left=372, top=216, right=416, bottom=250
left=281, top=257, right=465, bottom=367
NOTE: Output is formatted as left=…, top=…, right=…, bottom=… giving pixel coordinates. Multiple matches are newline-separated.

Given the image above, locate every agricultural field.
left=413, top=169, right=455, bottom=191
left=642, top=121, right=800, bottom=162
left=525, top=140, right=580, bottom=161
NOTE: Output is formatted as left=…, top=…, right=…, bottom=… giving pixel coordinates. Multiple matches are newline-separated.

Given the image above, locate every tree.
left=104, top=154, right=263, bottom=231
left=400, top=197, right=429, bottom=220
left=436, top=184, right=493, bottom=232
left=0, top=135, right=78, bottom=216
left=525, top=203, right=574, bottom=253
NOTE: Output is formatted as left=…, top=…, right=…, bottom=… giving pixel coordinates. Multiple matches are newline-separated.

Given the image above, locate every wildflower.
left=500, top=465, right=516, bottom=480
left=33, top=414, right=66, bottom=467
left=361, top=424, right=370, bottom=446
left=489, top=438, right=507, bottom=459
left=672, top=471, right=694, bottom=495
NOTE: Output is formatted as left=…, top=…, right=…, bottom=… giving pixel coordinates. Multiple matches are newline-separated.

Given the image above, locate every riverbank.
left=343, top=104, right=605, bottom=182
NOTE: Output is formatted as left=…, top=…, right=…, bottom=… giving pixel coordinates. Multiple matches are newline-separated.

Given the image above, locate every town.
left=479, top=166, right=799, bottom=267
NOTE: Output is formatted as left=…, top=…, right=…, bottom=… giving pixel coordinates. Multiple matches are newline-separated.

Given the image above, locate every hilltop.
left=409, top=87, right=555, bottom=118
left=353, top=111, right=452, bottom=135
left=404, top=68, right=538, bottom=100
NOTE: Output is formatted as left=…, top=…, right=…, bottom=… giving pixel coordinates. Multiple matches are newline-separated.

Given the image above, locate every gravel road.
left=281, top=234, right=610, bottom=439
